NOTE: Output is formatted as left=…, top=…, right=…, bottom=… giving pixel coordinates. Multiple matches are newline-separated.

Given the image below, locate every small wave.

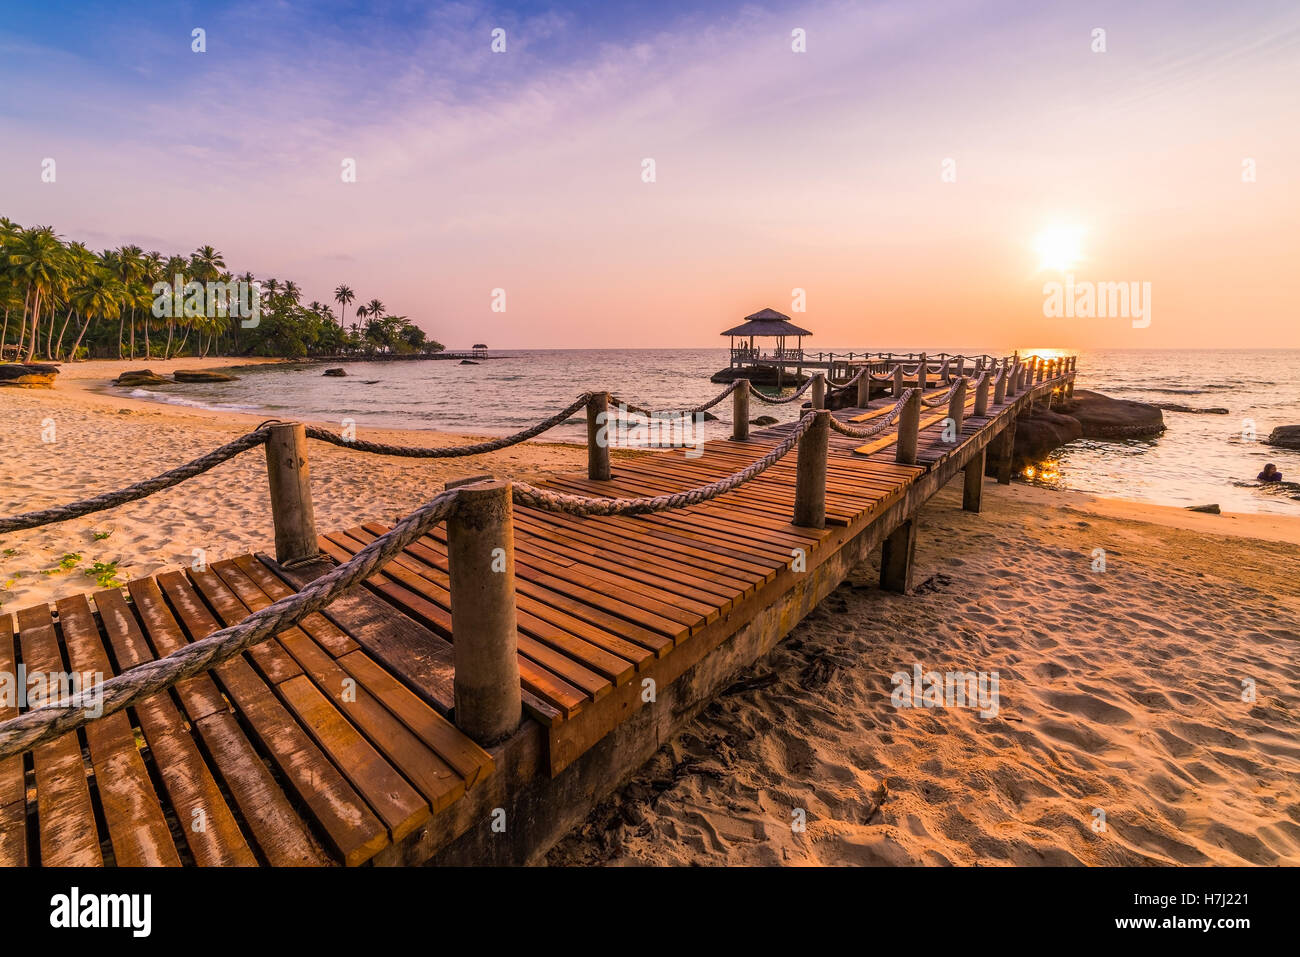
left=1140, top=386, right=1235, bottom=395
left=126, top=388, right=262, bottom=413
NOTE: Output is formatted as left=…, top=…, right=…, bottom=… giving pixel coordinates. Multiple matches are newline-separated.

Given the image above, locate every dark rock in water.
left=700, top=410, right=718, bottom=421
left=113, top=368, right=170, bottom=387
left=1061, top=390, right=1165, bottom=438
left=1186, top=504, right=1221, bottom=514
left=0, top=362, right=59, bottom=388
left=1010, top=410, right=1084, bottom=472
left=1154, top=402, right=1228, bottom=415
left=323, top=368, right=347, bottom=377
left=751, top=415, right=778, bottom=426
left=459, top=359, right=479, bottom=365
left=173, top=369, right=239, bottom=383
left=1266, top=425, right=1300, bottom=449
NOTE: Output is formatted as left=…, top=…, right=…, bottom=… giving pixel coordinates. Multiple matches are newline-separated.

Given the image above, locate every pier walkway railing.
left=0, top=354, right=1076, bottom=765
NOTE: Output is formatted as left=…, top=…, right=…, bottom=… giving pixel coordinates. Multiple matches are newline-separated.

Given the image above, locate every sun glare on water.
left=1033, top=224, right=1084, bottom=272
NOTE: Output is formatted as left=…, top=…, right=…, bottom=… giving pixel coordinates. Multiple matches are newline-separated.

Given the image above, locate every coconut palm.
left=9, top=226, right=63, bottom=361
left=334, top=284, right=354, bottom=330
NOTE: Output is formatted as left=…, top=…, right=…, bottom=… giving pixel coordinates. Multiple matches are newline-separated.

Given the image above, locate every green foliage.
left=84, top=560, right=124, bottom=588
left=0, top=217, right=445, bottom=361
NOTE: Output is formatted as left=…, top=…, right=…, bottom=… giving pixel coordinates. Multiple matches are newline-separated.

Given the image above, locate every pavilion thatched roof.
left=720, top=307, right=812, bottom=338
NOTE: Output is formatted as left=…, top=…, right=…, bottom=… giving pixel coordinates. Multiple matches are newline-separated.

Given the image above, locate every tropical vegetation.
left=0, top=218, right=443, bottom=361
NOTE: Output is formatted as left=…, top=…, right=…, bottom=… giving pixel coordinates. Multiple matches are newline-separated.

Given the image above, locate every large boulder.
left=1266, top=425, right=1300, bottom=449
left=1061, top=390, right=1165, bottom=439
left=0, top=362, right=59, bottom=388
left=114, top=368, right=171, bottom=387
left=173, top=369, right=239, bottom=383
left=1009, top=410, right=1084, bottom=472
left=322, top=368, right=348, bottom=377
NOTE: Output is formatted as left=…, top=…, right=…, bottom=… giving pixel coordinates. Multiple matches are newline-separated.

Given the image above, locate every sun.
left=1033, top=224, right=1084, bottom=272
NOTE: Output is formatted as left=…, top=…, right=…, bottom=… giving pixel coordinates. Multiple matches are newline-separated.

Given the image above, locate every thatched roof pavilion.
left=722, top=307, right=812, bottom=360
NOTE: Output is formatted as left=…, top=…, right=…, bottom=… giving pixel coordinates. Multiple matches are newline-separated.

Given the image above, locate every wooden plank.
left=151, top=571, right=390, bottom=866
left=0, top=613, right=27, bottom=866
left=261, top=555, right=561, bottom=728
left=14, top=604, right=103, bottom=866
left=55, top=594, right=180, bottom=867
left=100, top=586, right=321, bottom=866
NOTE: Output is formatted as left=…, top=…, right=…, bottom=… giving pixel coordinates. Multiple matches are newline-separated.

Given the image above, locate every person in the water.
left=1257, top=463, right=1283, bottom=483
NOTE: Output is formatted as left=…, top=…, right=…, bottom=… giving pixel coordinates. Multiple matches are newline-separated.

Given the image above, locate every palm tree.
left=333, top=284, right=354, bottom=330
left=364, top=298, right=385, bottom=319
left=9, top=226, right=63, bottom=361
left=67, top=268, right=122, bottom=360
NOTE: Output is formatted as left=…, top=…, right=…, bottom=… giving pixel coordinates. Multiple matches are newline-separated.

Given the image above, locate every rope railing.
left=304, top=393, right=594, bottom=458
left=748, top=377, right=815, bottom=404
left=825, top=388, right=917, bottom=439
left=0, top=359, right=1077, bottom=755
left=0, top=429, right=272, bottom=534
left=0, top=412, right=820, bottom=759
left=607, top=379, right=741, bottom=420
left=513, top=411, right=816, bottom=516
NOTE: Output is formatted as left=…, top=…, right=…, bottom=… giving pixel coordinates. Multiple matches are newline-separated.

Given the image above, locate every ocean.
left=116, top=348, right=1300, bottom=516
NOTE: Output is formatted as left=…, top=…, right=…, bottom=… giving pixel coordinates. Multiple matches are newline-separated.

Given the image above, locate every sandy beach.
left=3, top=361, right=1299, bottom=867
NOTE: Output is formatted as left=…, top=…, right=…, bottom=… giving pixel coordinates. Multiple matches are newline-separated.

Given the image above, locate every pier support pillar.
left=793, top=409, right=829, bottom=528
left=265, top=422, right=319, bottom=565
left=446, top=480, right=522, bottom=746
left=587, top=392, right=611, bottom=481
left=996, top=418, right=1017, bottom=485
left=732, top=379, right=750, bottom=441
left=880, top=518, right=918, bottom=594
left=811, top=373, right=826, bottom=410
left=963, top=450, right=985, bottom=512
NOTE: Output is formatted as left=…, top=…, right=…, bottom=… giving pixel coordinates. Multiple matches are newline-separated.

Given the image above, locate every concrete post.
left=946, top=377, right=967, bottom=442
left=733, top=378, right=750, bottom=441
left=587, top=391, right=611, bottom=481
left=993, top=366, right=1008, bottom=404
left=896, top=389, right=921, bottom=465
left=811, top=373, right=826, bottom=411
left=793, top=409, right=829, bottom=528
left=974, top=372, right=990, bottom=417
left=893, top=365, right=904, bottom=396
left=880, top=518, right=917, bottom=594
left=963, top=449, right=985, bottom=512
left=917, top=353, right=928, bottom=392
left=955, top=356, right=965, bottom=379
left=265, top=422, right=319, bottom=565
left=857, top=369, right=871, bottom=408
left=446, top=480, right=522, bottom=746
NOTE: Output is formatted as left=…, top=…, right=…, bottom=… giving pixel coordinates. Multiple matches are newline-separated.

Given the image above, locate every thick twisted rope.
left=826, top=368, right=867, bottom=391
left=513, top=411, right=817, bottom=516
left=0, top=430, right=271, bottom=534
left=748, top=377, right=815, bottom=404
left=825, top=388, right=917, bottom=439
left=304, top=394, right=594, bottom=457
left=921, top=377, right=965, bottom=407
left=0, top=485, right=463, bottom=759
left=608, top=380, right=740, bottom=419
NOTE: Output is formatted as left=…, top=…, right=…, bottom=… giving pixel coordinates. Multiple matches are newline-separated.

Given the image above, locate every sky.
left=1, top=0, right=1298, bottom=350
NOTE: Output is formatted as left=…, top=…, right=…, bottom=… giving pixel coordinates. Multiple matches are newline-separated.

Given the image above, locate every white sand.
left=5, top=361, right=1298, bottom=866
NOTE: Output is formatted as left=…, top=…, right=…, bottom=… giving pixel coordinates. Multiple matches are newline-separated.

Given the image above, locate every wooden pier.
left=0, top=355, right=1074, bottom=866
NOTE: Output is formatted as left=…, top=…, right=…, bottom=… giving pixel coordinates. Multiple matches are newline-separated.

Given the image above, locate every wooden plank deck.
left=1, top=373, right=1053, bottom=865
